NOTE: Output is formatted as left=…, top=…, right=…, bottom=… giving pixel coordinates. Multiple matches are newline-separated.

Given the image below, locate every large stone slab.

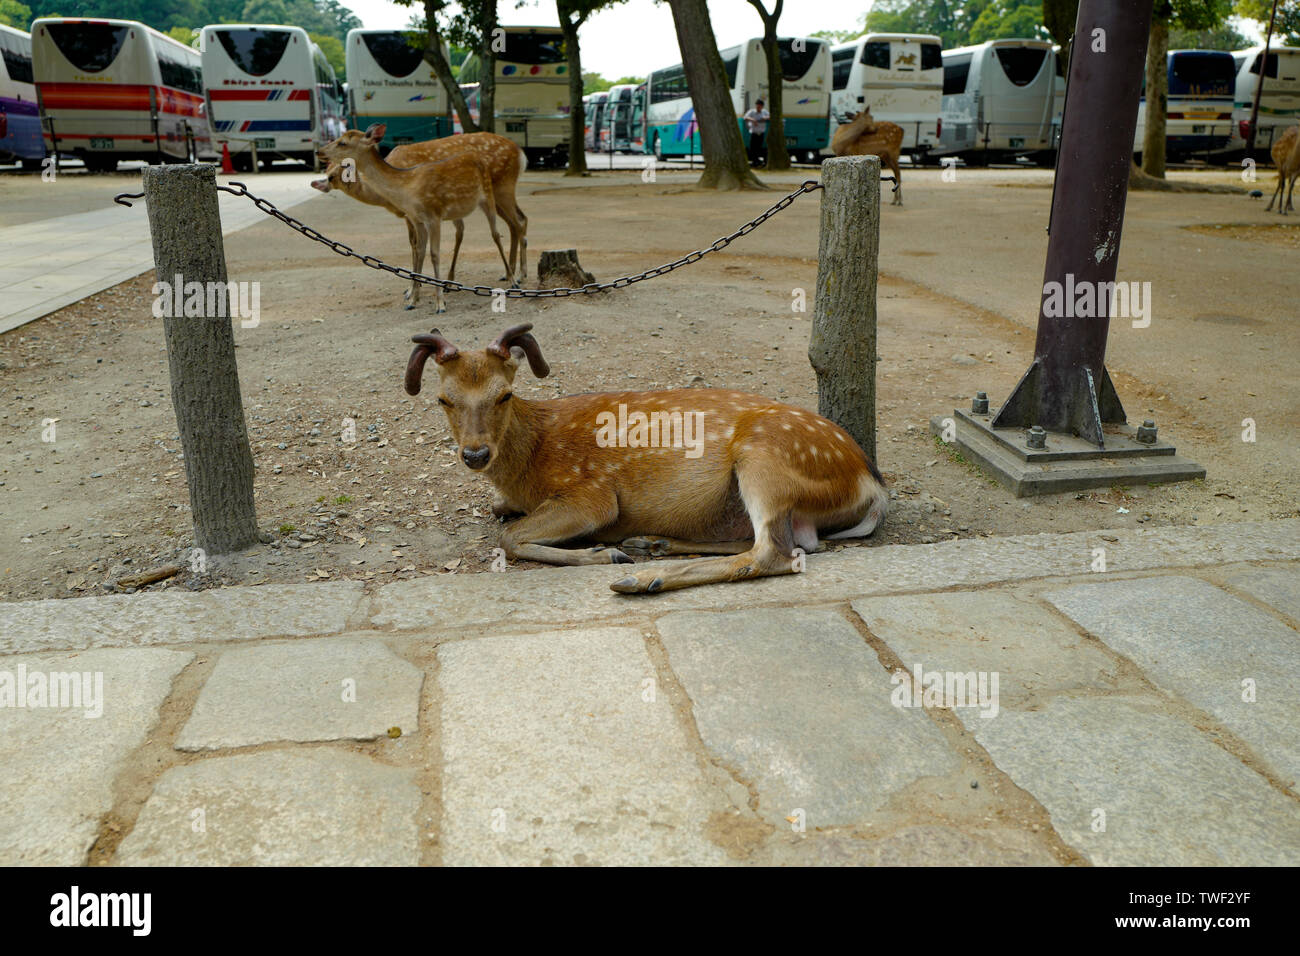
left=0, top=648, right=193, bottom=865
left=114, top=750, right=420, bottom=866
left=970, top=695, right=1300, bottom=866
left=1217, top=565, right=1300, bottom=623
left=758, top=825, right=1061, bottom=866
left=438, top=627, right=731, bottom=865
left=851, top=591, right=1121, bottom=711
left=656, top=608, right=959, bottom=828
left=1045, top=576, right=1300, bottom=790
left=370, top=520, right=1300, bottom=633
left=0, top=583, right=365, bottom=654
left=175, top=635, right=422, bottom=751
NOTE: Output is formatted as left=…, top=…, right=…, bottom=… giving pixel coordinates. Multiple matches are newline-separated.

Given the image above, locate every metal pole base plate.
left=930, top=407, right=1206, bottom=497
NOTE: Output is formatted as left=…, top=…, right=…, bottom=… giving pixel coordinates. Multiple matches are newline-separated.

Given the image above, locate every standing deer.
left=1266, top=124, right=1299, bottom=215
left=318, top=124, right=516, bottom=313
left=404, top=324, right=889, bottom=594
left=832, top=108, right=905, bottom=205
left=312, top=132, right=529, bottom=280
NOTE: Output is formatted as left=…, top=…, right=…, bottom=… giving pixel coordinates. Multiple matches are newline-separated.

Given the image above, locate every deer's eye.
left=496, top=392, right=513, bottom=405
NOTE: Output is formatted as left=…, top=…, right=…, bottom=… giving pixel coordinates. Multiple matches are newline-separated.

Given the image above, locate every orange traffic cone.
left=220, top=143, right=234, bottom=174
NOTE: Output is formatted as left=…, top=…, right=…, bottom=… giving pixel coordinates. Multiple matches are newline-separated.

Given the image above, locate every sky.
left=341, top=0, right=872, bottom=78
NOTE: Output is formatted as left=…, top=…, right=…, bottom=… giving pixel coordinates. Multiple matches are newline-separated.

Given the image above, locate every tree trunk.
left=558, top=7, right=588, bottom=176
left=760, top=31, right=791, bottom=170
left=667, top=0, right=764, bottom=189
left=537, top=249, right=595, bottom=288
left=809, top=156, right=880, bottom=461
left=479, top=1, right=497, bottom=133
left=422, top=2, right=478, bottom=133
left=1142, top=14, right=1169, bottom=178
left=141, top=165, right=261, bottom=556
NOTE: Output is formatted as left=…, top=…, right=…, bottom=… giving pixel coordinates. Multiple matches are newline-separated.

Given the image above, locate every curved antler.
left=487, top=323, right=550, bottom=379
left=404, top=329, right=459, bottom=396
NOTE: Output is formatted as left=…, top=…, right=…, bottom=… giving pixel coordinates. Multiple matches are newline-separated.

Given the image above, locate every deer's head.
left=317, top=124, right=385, bottom=165
left=404, top=324, right=550, bottom=471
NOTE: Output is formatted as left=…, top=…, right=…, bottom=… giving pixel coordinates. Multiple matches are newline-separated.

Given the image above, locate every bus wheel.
left=233, top=153, right=254, bottom=173
left=1032, top=151, right=1057, bottom=168
left=21, top=157, right=43, bottom=171
left=84, top=155, right=117, bottom=173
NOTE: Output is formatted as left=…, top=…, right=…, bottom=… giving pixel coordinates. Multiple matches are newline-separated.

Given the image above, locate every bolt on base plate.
left=930, top=406, right=1206, bottom=497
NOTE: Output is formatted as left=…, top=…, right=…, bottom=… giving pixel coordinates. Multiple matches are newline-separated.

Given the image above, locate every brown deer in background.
left=1266, top=124, right=1299, bottom=215
left=317, top=125, right=517, bottom=312
left=312, top=132, right=529, bottom=281
left=404, top=324, right=889, bottom=594
left=832, top=108, right=905, bottom=206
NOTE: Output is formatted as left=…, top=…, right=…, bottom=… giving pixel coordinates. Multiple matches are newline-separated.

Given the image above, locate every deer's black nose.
left=462, top=445, right=491, bottom=469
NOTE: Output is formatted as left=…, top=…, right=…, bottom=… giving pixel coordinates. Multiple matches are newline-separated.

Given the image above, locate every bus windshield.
left=1170, top=53, right=1233, bottom=96
left=502, top=31, right=564, bottom=65
left=777, top=38, right=820, bottom=80
left=362, top=31, right=424, bottom=77
left=46, top=21, right=128, bottom=72
left=215, top=28, right=292, bottom=76
left=994, top=47, right=1047, bottom=86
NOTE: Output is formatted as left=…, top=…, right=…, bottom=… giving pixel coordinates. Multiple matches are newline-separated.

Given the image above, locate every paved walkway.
left=1, top=519, right=1297, bottom=866
left=0, top=172, right=319, bottom=335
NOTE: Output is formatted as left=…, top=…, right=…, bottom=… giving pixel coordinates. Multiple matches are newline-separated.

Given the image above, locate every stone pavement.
left=1, top=519, right=1297, bottom=866
left=0, top=171, right=320, bottom=335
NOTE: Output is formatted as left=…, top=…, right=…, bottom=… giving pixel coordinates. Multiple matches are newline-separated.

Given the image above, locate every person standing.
left=743, top=98, right=770, bottom=167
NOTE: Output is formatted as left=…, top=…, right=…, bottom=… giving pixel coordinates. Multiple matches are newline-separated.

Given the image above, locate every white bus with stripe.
left=827, top=33, right=942, bottom=159
left=345, top=28, right=451, bottom=150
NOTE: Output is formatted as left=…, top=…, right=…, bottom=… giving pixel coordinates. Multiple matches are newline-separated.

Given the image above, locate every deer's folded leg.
left=620, top=536, right=753, bottom=557
left=500, top=495, right=631, bottom=566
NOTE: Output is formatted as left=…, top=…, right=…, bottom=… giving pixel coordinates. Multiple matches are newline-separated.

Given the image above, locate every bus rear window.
left=215, top=28, right=292, bottom=77
left=1171, top=53, right=1233, bottom=95
left=1248, top=52, right=1278, bottom=79
left=943, top=55, right=971, bottom=95
left=994, top=47, right=1047, bottom=86
left=862, top=41, right=890, bottom=70
left=46, top=21, right=129, bottom=72
left=722, top=52, right=738, bottom=87
left=777, top=38, right=820, bottom=80
left=361, top=32, right=425, bottom=78
left=921, top=44, right=942, bottom=71
left=502, top=31, right=564, bottom=65
left=831, top=47, right=853, bottom=90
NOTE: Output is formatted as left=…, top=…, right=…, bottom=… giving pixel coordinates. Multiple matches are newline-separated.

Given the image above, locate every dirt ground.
left=2, top=162, right=1296, bottom=601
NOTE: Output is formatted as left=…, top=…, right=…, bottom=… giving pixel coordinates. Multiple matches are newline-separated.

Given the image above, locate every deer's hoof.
left=403, top=302, right=415, bottom=311
left=610, top=549, right=633, bottom=564
left=622, top=537, right=667, bottom=556
left=609, top=574, right=663, bottom=594
left=435, top=305, right=447, bottom=314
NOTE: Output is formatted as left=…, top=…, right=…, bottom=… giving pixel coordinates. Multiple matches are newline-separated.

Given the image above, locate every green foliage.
left=166, top=25, right=199, bottom=46
left=1236, top=0, right=1300, bottom=45
left=863, top=0, right=1046, bottom=48
left=22, top=0, right=359, bottom=41
left=0, top=0, right=32, bottom=28
left=968, top=0, right=1048, bottom=42
left=1169, top=22, right=1251, bottom=49
left=310, top=31, right=343, bottom=80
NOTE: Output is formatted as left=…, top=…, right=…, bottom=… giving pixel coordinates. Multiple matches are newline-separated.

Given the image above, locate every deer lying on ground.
left=1266, top=124, right=1299, bottom=214
left=832, top=108, right=905, bottom=206
left=311, top=132, right=528, bottom=280
left=318, top=124, right=516, bottom=312
left=404, top=324, right=889, bottom=594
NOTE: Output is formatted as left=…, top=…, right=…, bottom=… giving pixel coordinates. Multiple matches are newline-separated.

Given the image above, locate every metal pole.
left=1247, top=0, right=1279, bottom=157
left=990, top=0, right=1153, bottom=446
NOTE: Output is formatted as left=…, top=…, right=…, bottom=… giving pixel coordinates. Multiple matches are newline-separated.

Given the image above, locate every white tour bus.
left=345, top=28, right=451, bottom=150
left=1133, top=49, right=1236, bottom=161
left=457, top=25, right=569, bottom=168
left=645, top=36, right=830, bottom=163
left=827, top=33, right=942, bottom=161
left=583, top=90, right=608, bottom=150
left=603, top=81, right=640, bottom=152
left=1228, top=44, right=1300, bottom=159
left=32, top=17, right=210, bottom=172
left=935, top=39, right=1060, bottom=165
left=201, top=23, right=345, bottom=171
left=1, top=24, right=44, bottom=167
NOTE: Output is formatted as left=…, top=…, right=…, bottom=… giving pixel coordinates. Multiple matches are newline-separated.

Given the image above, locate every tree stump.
left=537, top=249, right=595, bottom=289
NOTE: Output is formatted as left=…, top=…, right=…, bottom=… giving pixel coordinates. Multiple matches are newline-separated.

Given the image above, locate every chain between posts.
left=115, top=174, right=896, bottom=298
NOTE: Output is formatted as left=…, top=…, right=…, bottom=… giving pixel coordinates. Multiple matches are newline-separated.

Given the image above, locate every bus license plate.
left=785, top=136, right=798, bottom=146
left=1191, top=125, right=1206, bottom=134
left=1009, top=137, right=1024, bottom=148
left=506, top=121, right=526, bottom=133
left=90, top=138, right=113, bottom=149
left=255, top=138, right=275, bottom=149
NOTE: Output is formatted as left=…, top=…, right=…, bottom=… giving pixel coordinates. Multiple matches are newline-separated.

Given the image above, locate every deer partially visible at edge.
left=831, top=108, right=905, bottom=206
left=404, top=324, right=889, bottom=594
left=1266, top=123, right=1299, bottom=214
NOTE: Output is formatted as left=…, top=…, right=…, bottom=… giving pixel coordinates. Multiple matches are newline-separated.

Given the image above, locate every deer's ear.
left=364, top=123, right=386, bottom=143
